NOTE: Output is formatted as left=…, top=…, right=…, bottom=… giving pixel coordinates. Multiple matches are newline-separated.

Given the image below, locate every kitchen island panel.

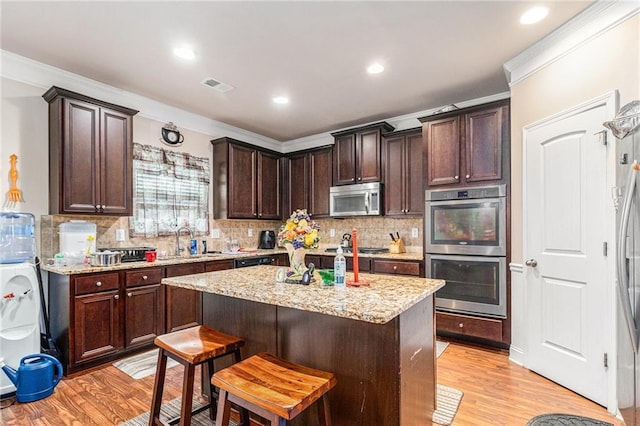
left=201, top=291, right=435, bottom=426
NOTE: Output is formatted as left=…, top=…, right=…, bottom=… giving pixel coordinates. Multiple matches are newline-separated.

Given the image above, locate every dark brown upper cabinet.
left=284, top=146, right=332, bottom=218
left=43, top=87, right=138, bottom=215
left=383, top=128, right=423, bottom=216
left=211, top=137, right=281, bottom=220
left=331, top=122, right=394, bottom=186
left=419, top=99, right=510, bottom=188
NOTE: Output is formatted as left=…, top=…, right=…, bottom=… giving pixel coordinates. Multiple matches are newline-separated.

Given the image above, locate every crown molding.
left=0, top=50, right=284, bottom=153
left=504, top=0, right=640, bottom=87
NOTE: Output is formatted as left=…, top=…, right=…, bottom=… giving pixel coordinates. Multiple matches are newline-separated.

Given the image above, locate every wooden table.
left=162, top=265, right=444, bottom=426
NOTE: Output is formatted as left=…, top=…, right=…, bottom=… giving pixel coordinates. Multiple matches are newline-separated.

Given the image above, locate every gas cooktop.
left=98, top=247, right=155, bottom=262
left=324, top=247, right=389, bottom=254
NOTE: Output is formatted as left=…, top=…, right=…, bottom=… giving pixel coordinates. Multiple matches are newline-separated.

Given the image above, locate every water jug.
left=0, top=212, right=35, bottom=264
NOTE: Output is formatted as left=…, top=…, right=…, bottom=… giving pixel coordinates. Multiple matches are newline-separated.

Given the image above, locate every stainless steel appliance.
left=330, top=182, right=382, bottom=217
left=426, top=254, right=506, bottom=318
left=609, top=100, right=640, bottom=425
left=425, top=185, right=506, bottom=256
left=425, top=184, right=507, bottom=318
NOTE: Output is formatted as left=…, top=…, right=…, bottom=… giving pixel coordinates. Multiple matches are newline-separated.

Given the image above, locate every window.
left=130, top=143, right=209, bottom=237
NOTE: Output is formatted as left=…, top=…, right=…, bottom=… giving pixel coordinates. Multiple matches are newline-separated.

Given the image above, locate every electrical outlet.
left=211, top=229, right=220, bottom=239
left=248, top=228, right=253, bottom=237
left=411, top=228, right=419, bottom=238
left=330, top=228, right=335, bottom=237
left=115, top=229, right=126, bottom=242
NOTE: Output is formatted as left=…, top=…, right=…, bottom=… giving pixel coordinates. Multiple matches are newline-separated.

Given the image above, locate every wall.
left=510, top=14, right=640, bottom=263
left=0, top=78, right=49, bottom=256
left=508, top=13, right=639, bottom=405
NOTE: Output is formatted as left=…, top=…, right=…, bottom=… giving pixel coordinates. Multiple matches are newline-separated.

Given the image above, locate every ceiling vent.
left=201, top=77, right=234, bottom=93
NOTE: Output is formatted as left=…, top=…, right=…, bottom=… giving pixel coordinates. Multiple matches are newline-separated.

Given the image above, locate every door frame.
left=521, top=90, right=618, bottom=413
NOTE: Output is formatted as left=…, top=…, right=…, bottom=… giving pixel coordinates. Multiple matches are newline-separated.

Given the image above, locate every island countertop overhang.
left=161, top=265, right=445, bottom=324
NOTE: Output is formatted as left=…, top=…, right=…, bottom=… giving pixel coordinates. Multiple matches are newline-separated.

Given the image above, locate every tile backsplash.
left=40, top=214, right=423, bottom=260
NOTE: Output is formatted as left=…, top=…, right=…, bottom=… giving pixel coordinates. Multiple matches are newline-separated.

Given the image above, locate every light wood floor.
left=1, top=340, right=624, bottom=425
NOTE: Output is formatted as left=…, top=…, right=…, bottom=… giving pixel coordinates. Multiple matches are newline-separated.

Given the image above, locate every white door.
left=523, top=94, right=615, bottom=406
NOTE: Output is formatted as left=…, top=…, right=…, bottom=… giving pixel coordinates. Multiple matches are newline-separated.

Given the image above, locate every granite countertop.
left=42, top=248, right=424, bottom=275
left=162, top=265, right=444, bottom=324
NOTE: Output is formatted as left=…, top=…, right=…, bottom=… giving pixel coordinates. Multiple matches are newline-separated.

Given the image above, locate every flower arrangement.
left=277, top=209, right=320, bottom=249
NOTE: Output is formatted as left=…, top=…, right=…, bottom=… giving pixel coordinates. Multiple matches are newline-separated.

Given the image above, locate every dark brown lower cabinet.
left=436, top=311, right=504, bottom=342
left=165, top=263, right=205, bottom=333
left=73, top=289, right=122, bottom=365
left=124, top=267, right=164, bottom=348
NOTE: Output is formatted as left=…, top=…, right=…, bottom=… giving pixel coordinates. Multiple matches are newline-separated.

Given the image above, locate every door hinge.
left=604, top=352, right=608, bottom=368
left=603, top=242, right=608, bottom=257
left=594, top=130, right=608, bottom=146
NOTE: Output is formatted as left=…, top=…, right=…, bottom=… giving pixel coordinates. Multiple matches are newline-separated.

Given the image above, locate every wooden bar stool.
left=149, top=325, right=245, bottom=426
left=212, top=352, right=337, bottom=426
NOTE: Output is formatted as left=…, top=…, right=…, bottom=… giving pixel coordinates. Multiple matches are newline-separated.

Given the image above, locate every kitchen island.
left=162, top=265, right=445, bottom=426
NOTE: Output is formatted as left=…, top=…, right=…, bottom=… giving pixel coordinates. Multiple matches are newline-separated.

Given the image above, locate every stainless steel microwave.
left=330, top=182, right=382, bottom=217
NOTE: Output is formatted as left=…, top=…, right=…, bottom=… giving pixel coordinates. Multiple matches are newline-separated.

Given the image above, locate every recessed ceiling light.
left=273, top=96, right=289, bottom=105
left=173, top=46, right=195, bottom=60
left=367, top=63, right=385, bottom=74
left=520, top=6, right=549, bottom=25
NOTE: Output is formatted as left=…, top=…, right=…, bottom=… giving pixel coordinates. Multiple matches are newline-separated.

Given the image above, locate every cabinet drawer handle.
left=127, top=292, right=132, bottom=297
left=142, top=275, right=148, bottom=280
left=114, top=294, right=120, bottom=300
left=466, top=174, right=470, bottom=179
left=95, top=281, right=102, bottom=287
left=459, top=323, right=464, bottom=328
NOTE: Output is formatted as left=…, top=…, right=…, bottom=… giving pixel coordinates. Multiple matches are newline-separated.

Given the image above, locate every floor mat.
left=527, top=413, right=614, bottom=426
left=112, top=349, right=179, bottom=380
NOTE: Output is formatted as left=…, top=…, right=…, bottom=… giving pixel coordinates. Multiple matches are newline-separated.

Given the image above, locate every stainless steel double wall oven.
left=425, top=185, right=507, bottom=318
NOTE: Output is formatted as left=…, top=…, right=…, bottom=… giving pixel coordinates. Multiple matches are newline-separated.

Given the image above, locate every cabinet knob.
left=95, top=205, right=99, bottom=212
left=127, top=292, right=132, bottom=297
left=393, top=265, right=397, bottom=271
left=454, top=175, right=459, bottom=179
left=142, top=275, right=148, bottom=280
left=101, top=205, right=106, bottom=210
left=95, top=281, right=102, bottom=287
left=358, top=177, right=362, bottom=181
left=351, top=178, right=355, bottom=182
left=114, top=294, right=120, bottom=300
left=466, top=174, right=470, bottom=179
left=459, top=323, right=464, bottom=328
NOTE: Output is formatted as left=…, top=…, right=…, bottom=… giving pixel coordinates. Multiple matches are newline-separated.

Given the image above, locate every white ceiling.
left=0, top=1, right=594, bottom=142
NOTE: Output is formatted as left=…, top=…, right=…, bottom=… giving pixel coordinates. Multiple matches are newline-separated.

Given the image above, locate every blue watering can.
left=0, top=354, right=63, bottom=403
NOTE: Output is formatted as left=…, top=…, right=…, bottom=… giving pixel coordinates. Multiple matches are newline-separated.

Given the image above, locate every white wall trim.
left=509, top=262, right=525, bottom=366
left=504, top=0, right=640, bottom=87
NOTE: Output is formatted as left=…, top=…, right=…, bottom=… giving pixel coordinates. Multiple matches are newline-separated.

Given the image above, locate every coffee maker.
left=258, top=230, right=275, bottom=249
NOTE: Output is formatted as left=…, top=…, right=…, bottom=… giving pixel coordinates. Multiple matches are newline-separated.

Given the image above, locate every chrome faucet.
left=175, top=226, right=194, bottom=256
